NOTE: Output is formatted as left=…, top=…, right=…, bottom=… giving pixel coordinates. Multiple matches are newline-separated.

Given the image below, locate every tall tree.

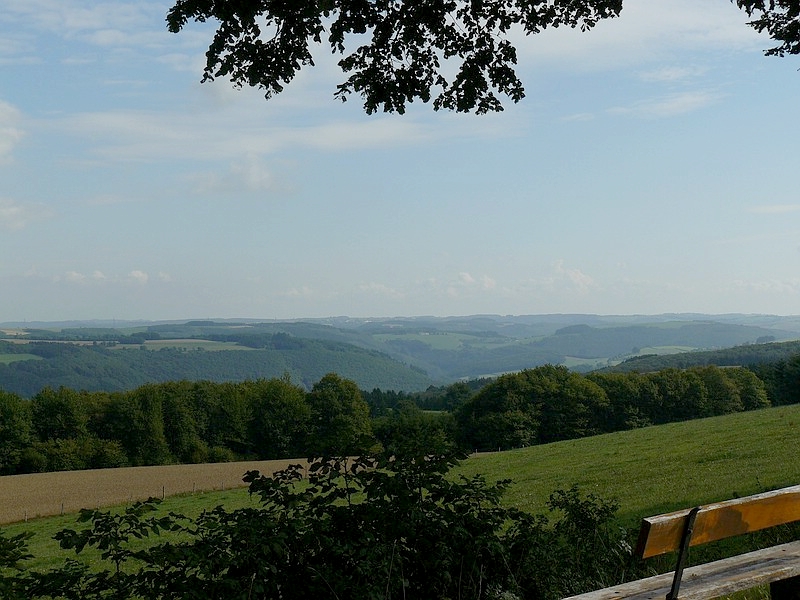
left=0, top=390, right=32, bottom=474
left=30, top=387, right=89, bottom=442
left=245, top=376, right=310, bottom=459
left=455, top=370, right=540, bottom=451
left=165, top=0, right=624, bottom=114
left=305, top=373, right=373, bottom=456
left=167, top=1, right=800, bottom=114
left=105, top=385, right=173, bottom=466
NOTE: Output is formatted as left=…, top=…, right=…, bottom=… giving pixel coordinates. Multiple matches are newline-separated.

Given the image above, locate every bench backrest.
left=635, top=484, right=800, bottom=559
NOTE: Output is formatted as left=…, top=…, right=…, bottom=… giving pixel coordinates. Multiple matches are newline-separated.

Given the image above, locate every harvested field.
left=0, top=459, right=305, bottom=524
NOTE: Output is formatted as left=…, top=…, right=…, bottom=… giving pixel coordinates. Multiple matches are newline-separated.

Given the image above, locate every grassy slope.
left=5, top=404, right=800, bottom=572
left=459, top=404, right=800, bottom=525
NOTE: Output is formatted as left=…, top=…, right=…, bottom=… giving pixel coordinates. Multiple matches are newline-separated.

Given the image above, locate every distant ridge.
left=2, top=314, right=799, bottom=393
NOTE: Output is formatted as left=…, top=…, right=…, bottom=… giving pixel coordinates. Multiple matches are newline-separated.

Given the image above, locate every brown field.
left=0, top=459, right=306, bottom=524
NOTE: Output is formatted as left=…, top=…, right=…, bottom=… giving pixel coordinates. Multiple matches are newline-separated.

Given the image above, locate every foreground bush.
left=0, top=452, right=636, bottom=599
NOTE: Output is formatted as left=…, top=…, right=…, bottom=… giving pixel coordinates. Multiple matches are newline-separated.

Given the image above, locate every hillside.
left=0, top=338, right=433, bottom=397
left=601, top=339, right=800, bottom=373
left=459, top=403, right=800, bottom=523
left=2, top=314, right=798, bottom=388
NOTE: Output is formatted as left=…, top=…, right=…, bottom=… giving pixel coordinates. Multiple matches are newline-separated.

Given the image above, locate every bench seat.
left=565, top=540, right=800, bottom=600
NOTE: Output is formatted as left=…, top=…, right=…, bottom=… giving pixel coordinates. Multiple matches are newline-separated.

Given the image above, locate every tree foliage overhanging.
left=166, top=0, right=800, bottom=114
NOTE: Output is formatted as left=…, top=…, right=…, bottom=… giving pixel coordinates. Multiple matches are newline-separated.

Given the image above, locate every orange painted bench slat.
left=565, top=540, right=800, bottom=600
left=635, top=485, right=800, bottom=559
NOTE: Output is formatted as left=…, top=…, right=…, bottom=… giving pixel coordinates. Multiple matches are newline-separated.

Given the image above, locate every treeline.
left=455, top=365, right=772, bottom=451
left=374, top=359, right=800, bottom=452
left=0, top=375, right=373, bottom=475
left=606, top=339, right=800, bottom=373
left=3, top=355, right=799, bottom=475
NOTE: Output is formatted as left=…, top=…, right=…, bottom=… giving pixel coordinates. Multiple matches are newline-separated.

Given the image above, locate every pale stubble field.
left=0, top=458, right=304, bottom=524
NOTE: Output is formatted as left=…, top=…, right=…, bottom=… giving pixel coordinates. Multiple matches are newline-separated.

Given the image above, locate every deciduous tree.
left=305, top=372, right=373, bottom=455
left=166, top=0, right=800, bottom=114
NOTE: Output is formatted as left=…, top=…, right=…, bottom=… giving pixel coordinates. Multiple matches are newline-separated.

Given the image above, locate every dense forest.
left=4, top=315, right=799, bottom=391
left=0, top=338, right=432, bottom=397
left=2, top=352, right=799, bottom=475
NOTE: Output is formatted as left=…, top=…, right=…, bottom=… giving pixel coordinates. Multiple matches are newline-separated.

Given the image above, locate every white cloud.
left=639, top=66, right=708, bottom=82
left=3, top=1, right=166, bottom=47
left=64, top=271, right=86, bottom=283
left=0, top=100, right=25, bottom=162
left=609, top=91, right=720, bottom=118
left=358, top=282, right=404, bottom=299
left=553, top=260, right=596, bottom=293
left=128, top=270, right=149, bottom=284
left=456, top=272, right=497, bottom=290
left=58, top=109, right=435, bottom=164
left=517, top=0, right=766, bottom=71
left=0, top=198, right=51, bottom=230
left=58, top=270, right=129, bottom=284
left=192, top=155, right=283, bottom=195
left=283, top=286, right=313, bottom=298
left=731, top=279, right=800, bottom=294
left=561, top=113, right=594, bottom=122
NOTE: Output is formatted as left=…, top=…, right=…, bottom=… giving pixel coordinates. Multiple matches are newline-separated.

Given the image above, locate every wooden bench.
left=565, top=485, right=800, bottom=600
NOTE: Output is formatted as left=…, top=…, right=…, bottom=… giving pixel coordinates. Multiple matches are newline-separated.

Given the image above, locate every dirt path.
left=0, top=458, right=305, bottom=524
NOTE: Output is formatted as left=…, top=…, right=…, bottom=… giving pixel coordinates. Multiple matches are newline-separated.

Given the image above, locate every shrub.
left=3, top=452, right=635, bottom=599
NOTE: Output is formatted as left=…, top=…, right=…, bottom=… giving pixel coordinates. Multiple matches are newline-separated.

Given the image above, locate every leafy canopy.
left=166, top=1, right=800, bottom=115
left=166, top=0, right=624, bottom=114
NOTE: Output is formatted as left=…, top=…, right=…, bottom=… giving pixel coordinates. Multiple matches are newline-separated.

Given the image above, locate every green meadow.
left=4, top=403, right=800, bottom=573
left=460, top=404, right=800, bottom=523
left=0, top=353, right=42, bottom=365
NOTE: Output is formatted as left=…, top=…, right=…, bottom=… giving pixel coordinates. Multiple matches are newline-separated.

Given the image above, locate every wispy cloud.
left=748, top=204, right=800, bottom=214
left=358, top=282, right=404, bottom=299
left=56, top=269, right=156, bottom=285
left=55, top=102, right=515, bottom=167
left=639, top=65, right=708, bottom=82
left=0, top=198, right=52, bottom=230
left=553, top=260, right=595, bottom=293
left=128, top=270, right=149, bottom=284
left=0, top=100, right=24, bottom=163
left=516, top=0, right=765, bottom=71
left=609, top=90, right=720, bottom=118
left=3, top=1, right=165, bottom=46
left=731, top=278, right=800, bottom=294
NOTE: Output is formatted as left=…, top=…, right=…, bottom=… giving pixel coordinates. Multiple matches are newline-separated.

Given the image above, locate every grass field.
left=459, top=403, right=800, bottom=524
left=137, top=339, right=254, bottom=351
left=1, top=460, right=304, bottom=571
left=3, top=404, right=800, bottom=574
left=372, top=331, right=519, bottom=351
left=0, top=353, right=42, bottom=364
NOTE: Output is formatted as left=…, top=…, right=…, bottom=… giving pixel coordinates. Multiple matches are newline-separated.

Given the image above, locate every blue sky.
left=1, top=0, right=799, bottom=322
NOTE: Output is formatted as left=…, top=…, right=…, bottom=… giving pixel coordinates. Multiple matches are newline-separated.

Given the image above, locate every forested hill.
left=0, top=338, right=433, bottom=398
left=2, top=314, right=799, bottom=394
left=601, top=339, right=800, bottom=373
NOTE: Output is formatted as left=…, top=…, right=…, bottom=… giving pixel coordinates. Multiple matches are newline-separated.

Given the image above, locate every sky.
left=1, top=0, right=799, bottom=322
